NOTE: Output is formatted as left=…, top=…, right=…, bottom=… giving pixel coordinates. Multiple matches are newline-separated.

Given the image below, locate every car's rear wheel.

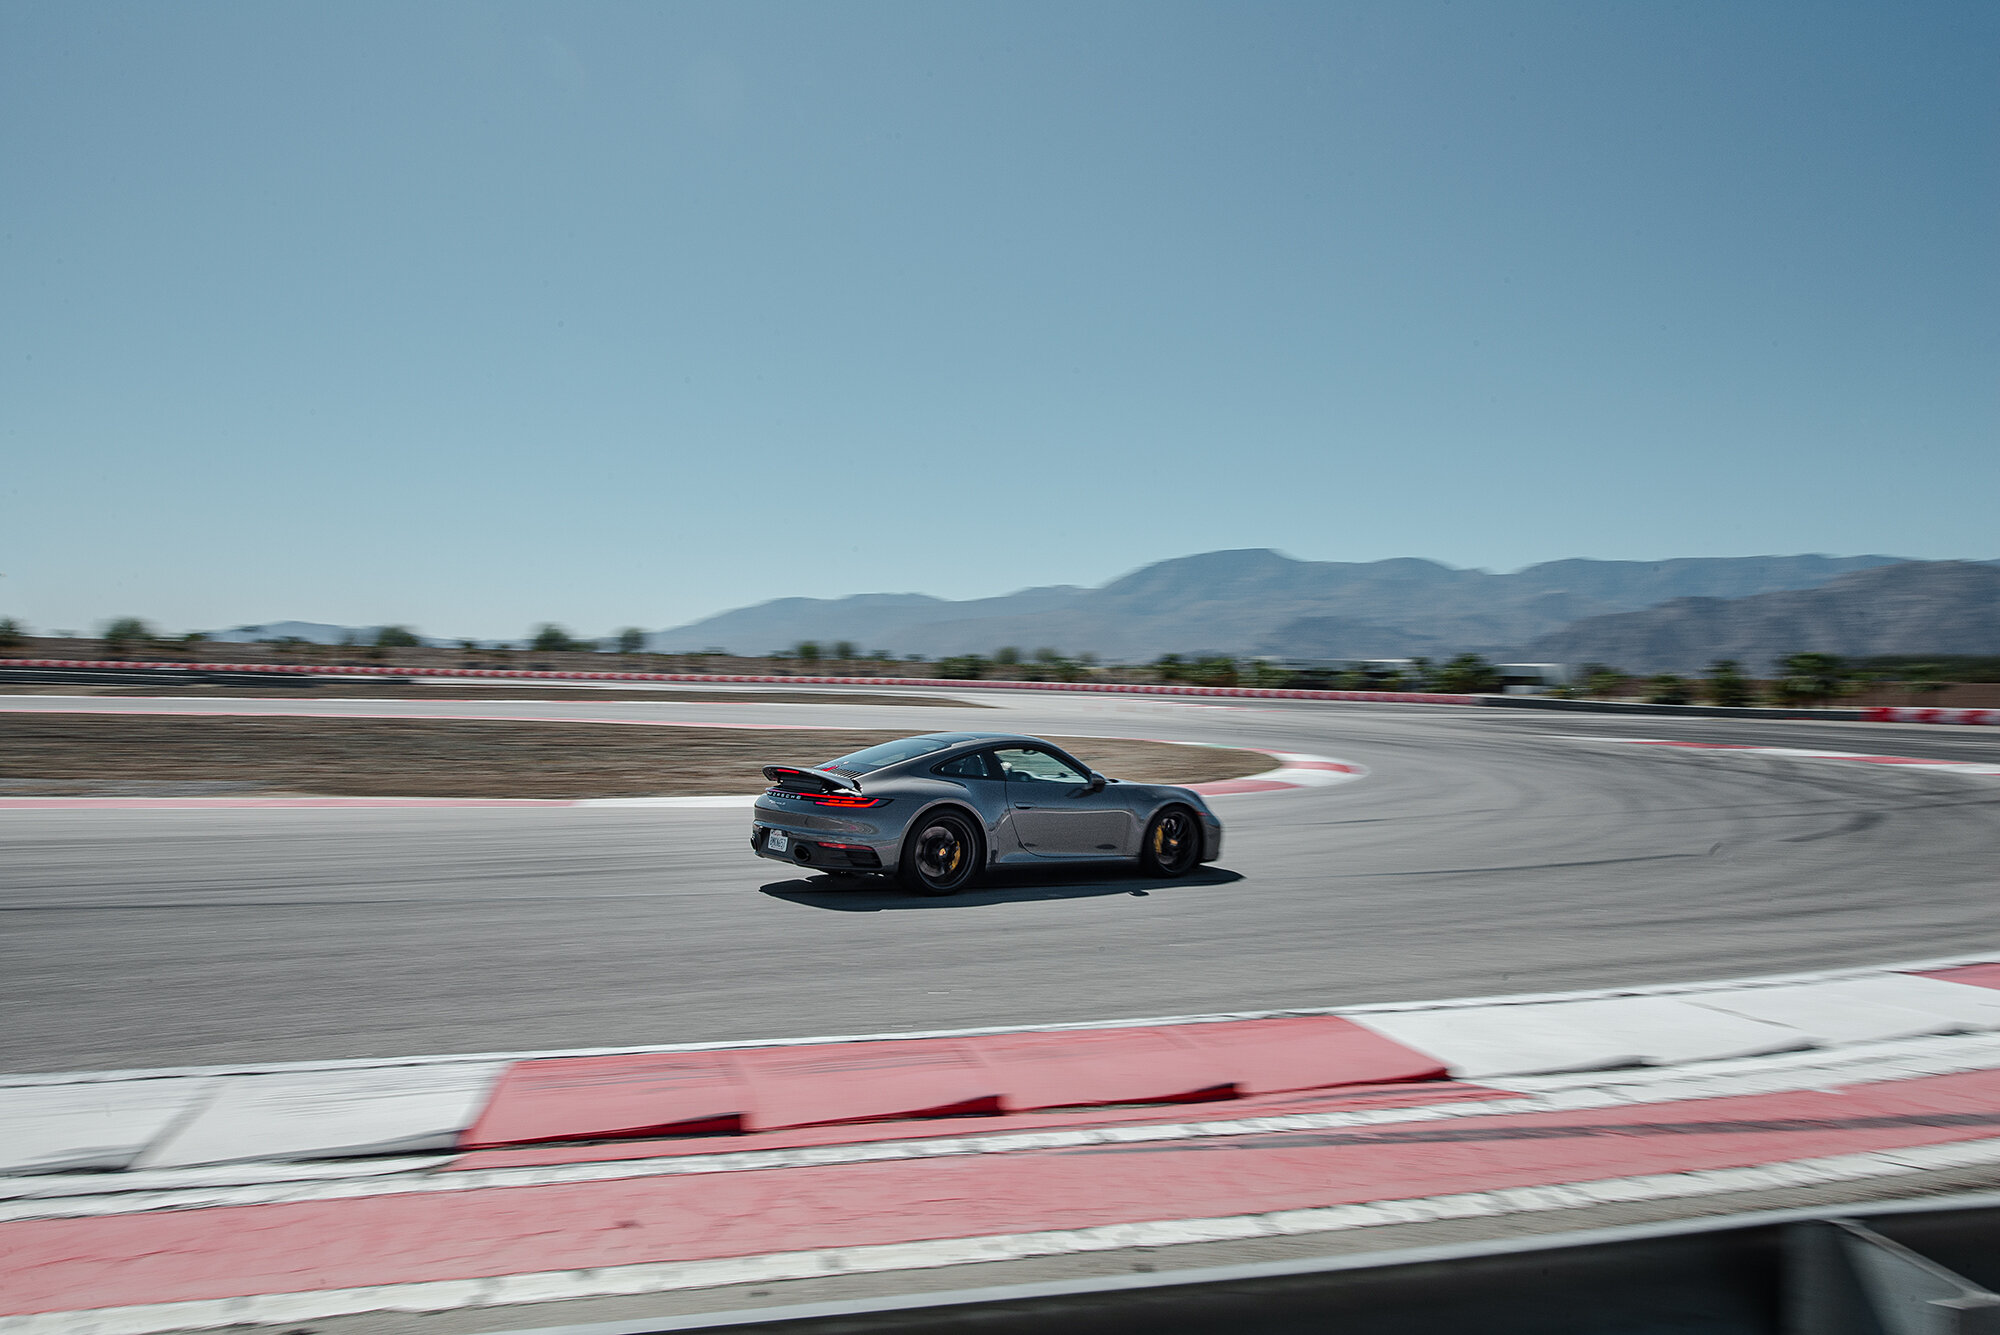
left=900, top=810, right=981, bottom=896
left=1140, top=806, right=1201, bottom=877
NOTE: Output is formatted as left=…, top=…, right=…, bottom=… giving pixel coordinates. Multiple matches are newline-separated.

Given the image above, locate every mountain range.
left=1523, top=561, right=2000, bottom=674
left=201, top=550, right=2000, bottom=674
left=647, top=550, right=1925, bottom=664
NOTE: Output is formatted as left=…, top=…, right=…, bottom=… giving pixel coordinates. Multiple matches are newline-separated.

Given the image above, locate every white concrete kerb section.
left=0, top=1078, right=214, bottom=1174
left=130, top=1064, right=506, bottom=1170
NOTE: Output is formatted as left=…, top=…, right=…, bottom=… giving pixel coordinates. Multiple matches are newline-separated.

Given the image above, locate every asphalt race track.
left=3, top=689, right=1999, bottom=1074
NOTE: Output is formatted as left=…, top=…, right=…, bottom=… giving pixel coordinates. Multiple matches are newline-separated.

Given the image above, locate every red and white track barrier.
left=1860, top=706, right=2000, bottom=726
left=4, top=659, right=1479, bottom=706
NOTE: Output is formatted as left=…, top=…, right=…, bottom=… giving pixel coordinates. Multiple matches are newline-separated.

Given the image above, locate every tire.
left=1139, top=806, right=1202, bottom=877
left=899, top=809, right=982, bottom=896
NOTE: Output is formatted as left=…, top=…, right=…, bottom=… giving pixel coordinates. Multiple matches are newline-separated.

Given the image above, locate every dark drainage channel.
left=496, top=1194, right=2000, bottom=1335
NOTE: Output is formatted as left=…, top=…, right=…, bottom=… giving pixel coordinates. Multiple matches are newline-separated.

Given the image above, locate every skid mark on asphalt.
left=1783, top=811, right=1888, bottom=843
left=1352, top=851, right=1703, bottom=877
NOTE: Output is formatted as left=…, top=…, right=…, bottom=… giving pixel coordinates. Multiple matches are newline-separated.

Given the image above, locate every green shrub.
left=1647, top=674, right=1693, bottom=705
left=936, top=654, right=987, bottom=680
left=101, top=617, right=152, bottom=657
left=1433, top=653, right=1501, bottom=694
left=1704, top=660, right=1754, bottom=707
left=1249, top=660, right=1294, bottom=688
left=531, top=624, right=582, bottom=653
left=616, top=628, right=646, bottom=655
left=374, top=626, right=421, bottom=648
left=1771, top=652, right=1848, bottom=707
left=0, top=617, right=24, bottom=650
left=1183, top=656, right=1236, bottom=687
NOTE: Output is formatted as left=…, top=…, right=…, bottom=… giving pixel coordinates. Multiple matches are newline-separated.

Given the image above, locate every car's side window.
left=994, top=748, right=1088, bottom=785
left=935, top=751, right=994, bottom=780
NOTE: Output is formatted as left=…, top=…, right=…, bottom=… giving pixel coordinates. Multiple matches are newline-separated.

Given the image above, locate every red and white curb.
left=9, top=959, right=2000, bottom=1331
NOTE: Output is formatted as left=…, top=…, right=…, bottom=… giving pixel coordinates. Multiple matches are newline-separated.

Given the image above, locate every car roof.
left=909, top=731, right=1045, bottom=748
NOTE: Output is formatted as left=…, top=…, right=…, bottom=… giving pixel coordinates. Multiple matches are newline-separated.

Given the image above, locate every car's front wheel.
left=900, top=810, right=982, bottom=896
left=1140, top=806, right=1201, bottom=877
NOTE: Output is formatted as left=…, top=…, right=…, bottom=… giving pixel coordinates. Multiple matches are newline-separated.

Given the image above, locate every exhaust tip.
left=794, top=845, right=813, bottom=863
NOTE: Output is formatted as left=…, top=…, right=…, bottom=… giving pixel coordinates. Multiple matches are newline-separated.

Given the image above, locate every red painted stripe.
left=465, top=1053, right=751, bottom=1148
left=11, top=1068, right=2000, bottom=1314
left=1917, top=963, right=2000, bottom=992
left=450, top=1081, right=1502, bottom=1172
left=463, top=1019, right=1445, bottom=1148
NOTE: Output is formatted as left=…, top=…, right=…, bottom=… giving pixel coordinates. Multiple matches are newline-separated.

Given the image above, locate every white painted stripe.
left=13, top=1138, right=2000, bottom=1335
left=9, top=1031, right=1999, bottom=1223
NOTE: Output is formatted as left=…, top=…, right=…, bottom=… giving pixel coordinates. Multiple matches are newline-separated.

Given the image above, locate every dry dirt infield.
left=0, top=716, right=1270, bottom=799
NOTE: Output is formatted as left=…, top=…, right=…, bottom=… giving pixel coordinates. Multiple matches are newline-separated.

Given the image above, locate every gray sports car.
left=750, top=731, right=1224, bottom=895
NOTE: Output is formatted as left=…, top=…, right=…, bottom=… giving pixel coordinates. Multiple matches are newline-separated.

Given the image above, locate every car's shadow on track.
left=759, top=865, right=1245, bottom=911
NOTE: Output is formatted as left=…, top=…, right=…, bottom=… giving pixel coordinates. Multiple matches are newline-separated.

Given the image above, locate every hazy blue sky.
left=5, top=1, right=1994, bottom=639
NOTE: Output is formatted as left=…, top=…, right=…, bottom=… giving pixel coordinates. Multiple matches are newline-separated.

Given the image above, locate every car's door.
left=993, top=746, right=1135, bottom=857
left=930, top=748, right=1021, bottom=857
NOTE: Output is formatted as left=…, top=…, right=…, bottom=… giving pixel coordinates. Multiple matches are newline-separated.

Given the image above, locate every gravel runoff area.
left=0, top=715, right=1271, bottom=799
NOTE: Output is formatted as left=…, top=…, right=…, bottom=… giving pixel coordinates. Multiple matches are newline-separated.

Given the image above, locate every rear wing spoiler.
left=761, top=765, right=861, bottom=794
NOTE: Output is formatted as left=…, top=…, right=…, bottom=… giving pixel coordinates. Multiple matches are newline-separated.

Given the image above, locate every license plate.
left=767, top=830, right=789, bottom=854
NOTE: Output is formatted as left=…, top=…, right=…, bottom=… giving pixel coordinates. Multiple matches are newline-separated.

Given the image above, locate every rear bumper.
left=1200, top=813, right=1223, bottom=863
left=752, top=823, right=891, bottom=872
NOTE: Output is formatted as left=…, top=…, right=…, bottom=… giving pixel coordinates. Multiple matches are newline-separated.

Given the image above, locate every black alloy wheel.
left=901, top=810, right=981, bottom=896
left=1140, top=806, right=1201, bottom=877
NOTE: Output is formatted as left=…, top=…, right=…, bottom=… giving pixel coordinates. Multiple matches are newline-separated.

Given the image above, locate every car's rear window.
left=826, top=735, right=965, bottom=773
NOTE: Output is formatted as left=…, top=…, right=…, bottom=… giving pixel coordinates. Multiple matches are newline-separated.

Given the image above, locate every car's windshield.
left=825, top=735, right=968, bottom=773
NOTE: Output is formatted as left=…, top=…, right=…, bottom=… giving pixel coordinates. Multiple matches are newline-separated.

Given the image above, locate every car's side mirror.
left=1086, top=771, right=1107, bottom=792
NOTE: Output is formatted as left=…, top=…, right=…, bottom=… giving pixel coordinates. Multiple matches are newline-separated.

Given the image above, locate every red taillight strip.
left=764, top=787, right=884, bottom=808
